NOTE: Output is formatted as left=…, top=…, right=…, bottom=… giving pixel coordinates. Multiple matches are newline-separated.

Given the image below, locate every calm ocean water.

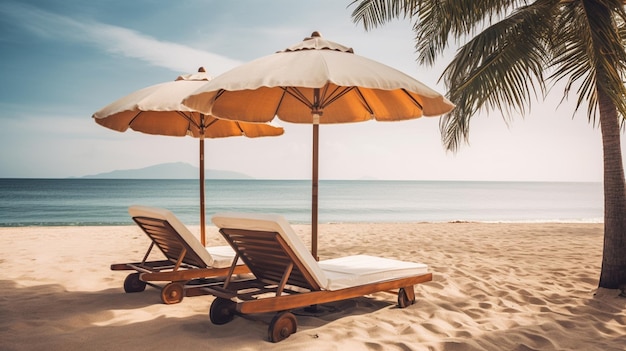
left=0, top=179, right=603, bottom=226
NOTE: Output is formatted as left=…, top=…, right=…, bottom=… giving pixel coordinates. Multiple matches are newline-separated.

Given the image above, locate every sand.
left=1, top=222, right=624, bottom=350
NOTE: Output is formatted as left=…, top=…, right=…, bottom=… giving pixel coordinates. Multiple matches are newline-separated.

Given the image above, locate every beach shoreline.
left=2, top=222, right=624, bottom=350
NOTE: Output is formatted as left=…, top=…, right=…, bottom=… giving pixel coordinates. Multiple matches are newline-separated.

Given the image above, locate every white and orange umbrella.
left=93, top=67, right=284, bottom=245
left=183, top=33, right=455, bottom=258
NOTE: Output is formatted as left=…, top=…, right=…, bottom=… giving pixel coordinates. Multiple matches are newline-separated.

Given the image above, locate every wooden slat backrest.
left=220, top=228, right=321, bottom=291
left=133, top=216, right=208, bottom=269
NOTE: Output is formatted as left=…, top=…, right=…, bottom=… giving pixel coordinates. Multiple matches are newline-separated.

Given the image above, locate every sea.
left=0, top=179, right=603, bottom=227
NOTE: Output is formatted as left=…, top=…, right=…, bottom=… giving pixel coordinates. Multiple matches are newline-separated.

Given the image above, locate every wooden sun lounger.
left=110, top=206, right=248, bottom=304
left=207, top=212, right=433, bottom=342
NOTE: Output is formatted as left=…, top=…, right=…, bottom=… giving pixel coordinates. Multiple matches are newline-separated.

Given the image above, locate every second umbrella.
left=93, top=67, right=284, bottom=245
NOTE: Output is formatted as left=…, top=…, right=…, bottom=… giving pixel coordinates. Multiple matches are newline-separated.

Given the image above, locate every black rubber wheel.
left=123, top=273, right=146, bottom=293
left=161, top=282, right=185, bottom=304
left=268, top=312, right=297, bottom=343
left=209, top=298, right=236, bottom=325
left=397, top=287, right=415, bottom=308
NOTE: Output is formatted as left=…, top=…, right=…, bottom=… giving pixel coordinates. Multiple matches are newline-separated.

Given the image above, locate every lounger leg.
left=397, top=286, right=416, bottom=308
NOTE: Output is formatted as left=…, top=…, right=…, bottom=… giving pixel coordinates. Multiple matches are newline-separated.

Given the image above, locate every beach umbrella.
left=183, top=32, right=455, bottom=259
left=93, top=67, right=284, bottom=246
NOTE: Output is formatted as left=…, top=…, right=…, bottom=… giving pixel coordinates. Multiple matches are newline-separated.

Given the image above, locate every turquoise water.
left=0, top=179, right=603, bottom=226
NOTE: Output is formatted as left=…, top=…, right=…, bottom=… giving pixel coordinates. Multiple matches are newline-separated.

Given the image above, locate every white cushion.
left=206, top=245, right=239, bottom=268
left=319, top=255, right=429, bottom=290
left=211, top=212, right=429, bottom=291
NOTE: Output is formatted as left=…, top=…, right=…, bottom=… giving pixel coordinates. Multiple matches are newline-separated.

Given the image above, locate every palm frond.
left=350, top=0, right=626, bottom=149
left=351, top=1, right=530, bottom=64
left=413, top=0, right=530, bottom=65
left=550, top=0, right=626, bottom=125
left=349, top=0, right=419, bottom=30
left=440, top=0, right=556, bottom=151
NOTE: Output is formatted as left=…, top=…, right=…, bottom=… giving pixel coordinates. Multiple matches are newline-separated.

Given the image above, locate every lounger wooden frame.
left=205, top=227, right=432, bottom=342
left=110, top=215, right=248, bottom=304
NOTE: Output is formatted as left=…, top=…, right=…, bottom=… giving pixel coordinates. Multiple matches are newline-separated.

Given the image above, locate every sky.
left=0, top=0, right=619, bottom=182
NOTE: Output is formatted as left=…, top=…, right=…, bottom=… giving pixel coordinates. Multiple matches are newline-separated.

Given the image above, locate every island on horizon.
left=79, top=162, right=253, bottom=180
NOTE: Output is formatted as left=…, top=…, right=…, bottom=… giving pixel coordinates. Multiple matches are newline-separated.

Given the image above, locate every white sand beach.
left=1, top=222, right=624, bottom=350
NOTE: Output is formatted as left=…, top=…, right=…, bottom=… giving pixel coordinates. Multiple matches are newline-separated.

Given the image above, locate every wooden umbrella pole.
left=312, top=122, right=319, bottom=260
left=200, top=136, right=206, bottom=246
left=311, top=88, right=320, bottom=261
left=200, top=115, right=206, bottom=246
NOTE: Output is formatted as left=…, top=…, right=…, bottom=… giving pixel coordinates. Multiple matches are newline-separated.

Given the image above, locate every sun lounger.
left=110, top=206, right=248, bottom=304
left=207, top=212, right=433, bottom=342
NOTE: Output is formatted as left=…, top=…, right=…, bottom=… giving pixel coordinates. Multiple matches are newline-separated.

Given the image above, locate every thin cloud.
left=0, top=2, right=241, bottom=74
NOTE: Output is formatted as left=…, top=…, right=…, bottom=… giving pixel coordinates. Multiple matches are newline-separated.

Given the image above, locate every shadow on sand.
left=0, top=279, right=396, bottom=350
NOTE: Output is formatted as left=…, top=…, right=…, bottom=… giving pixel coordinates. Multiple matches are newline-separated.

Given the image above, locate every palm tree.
left=350, top=0, right=626, bottom=289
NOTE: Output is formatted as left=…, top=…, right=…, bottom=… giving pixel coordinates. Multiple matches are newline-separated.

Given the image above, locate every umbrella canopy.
left=93, top=67, right=284, bottom=245
left=183, top=32, right=455, bottom=258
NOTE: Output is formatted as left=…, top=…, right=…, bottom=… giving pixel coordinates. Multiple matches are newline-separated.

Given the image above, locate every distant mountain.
left=81, top=162, right=253, bottom=179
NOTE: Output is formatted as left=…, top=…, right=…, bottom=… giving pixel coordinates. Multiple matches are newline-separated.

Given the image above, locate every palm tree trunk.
left=597, top=86, right=626, bottom=289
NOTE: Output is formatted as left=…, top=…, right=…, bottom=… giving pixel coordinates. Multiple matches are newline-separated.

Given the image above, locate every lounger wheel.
left=268, top=312, right=297, bottom=343
left=209, top=298, right=236, bottom=325
left=123, top=273, right=146, bottom=293
left=161, top=282, right=185, bottom=304
left=397, top=287, right=415, bottom=308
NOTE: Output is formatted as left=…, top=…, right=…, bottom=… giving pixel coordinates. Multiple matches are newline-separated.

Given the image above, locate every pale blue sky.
left=0, top=0, right=617, bottom=181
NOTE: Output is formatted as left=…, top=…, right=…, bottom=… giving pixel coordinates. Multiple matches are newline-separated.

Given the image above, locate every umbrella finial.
left=176, top=67, right=211, bottom=81
left=304, top=31, right=322, bottom=40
